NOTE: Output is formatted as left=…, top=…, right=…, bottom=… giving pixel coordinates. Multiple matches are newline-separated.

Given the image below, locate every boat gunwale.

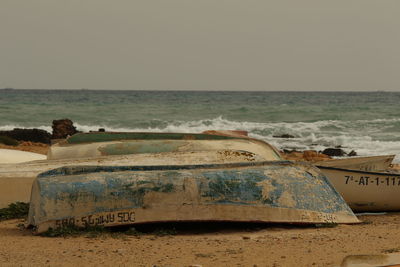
left=33, top=211, right=360, bottom=234
left=316, top=165, right=400, bottom=177
left=38, top=160, right=301, bottom=177
left=316, top=154, right=396, bottom=164
left=66, top=132, right=242, bottom=144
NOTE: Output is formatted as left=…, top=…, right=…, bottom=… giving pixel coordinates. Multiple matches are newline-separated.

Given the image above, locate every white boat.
left=0, top=149, right=46, bottom=164
left=47, top=132, right=282, bottom=160
left=316, top=155, right=395, bottom=172
left=317, top=165, right=400, bottom=212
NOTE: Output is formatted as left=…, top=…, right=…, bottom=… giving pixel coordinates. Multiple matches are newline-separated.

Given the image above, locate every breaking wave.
left=1, top=116, right=399, bottom=162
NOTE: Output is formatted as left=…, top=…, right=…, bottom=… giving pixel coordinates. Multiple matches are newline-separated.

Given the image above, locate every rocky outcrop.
left=52, top=119, right=78, bottom=139
left=348, top=150, right=357, bottom=157
left=322, top=148, right=347, bottom=157
left=283, top=150, right=331, bottom=162
left=0, top=128, right=51, bottom=144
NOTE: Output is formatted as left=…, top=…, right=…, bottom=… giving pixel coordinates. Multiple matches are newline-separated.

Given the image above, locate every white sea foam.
left=1, top=116, right=399, bottom=162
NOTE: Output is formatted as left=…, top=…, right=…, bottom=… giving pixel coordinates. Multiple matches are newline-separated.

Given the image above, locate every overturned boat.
left=3, top=132, right=360, bottom=230
left=0, top=149, right=264, bottom=208
left=28, top=161, right=359, bottom=233
left=47, top=132, right=282, bottom=160
left=1, top=132, right=282, bottom=208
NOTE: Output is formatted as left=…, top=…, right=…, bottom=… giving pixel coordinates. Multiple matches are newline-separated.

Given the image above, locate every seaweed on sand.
left=0, top=202, right=29, bottom=221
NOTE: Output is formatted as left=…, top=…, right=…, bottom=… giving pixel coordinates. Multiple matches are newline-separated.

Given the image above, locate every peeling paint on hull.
left=28, top=161, right=359, bottom=233
left=0, top=150, right=263, bottom=208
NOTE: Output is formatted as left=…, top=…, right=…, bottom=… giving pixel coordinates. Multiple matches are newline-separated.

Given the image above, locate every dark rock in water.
left=283, top=149, right=299, bottom=153
left=52, top=119, right=78, bottom=139
left=0, top=128, right=51, bottom=144
left=273, top=134, right=295, bottom=138
left=348, top=150, right=357, bottom=157
left=322, top=148, right=347, bottom=157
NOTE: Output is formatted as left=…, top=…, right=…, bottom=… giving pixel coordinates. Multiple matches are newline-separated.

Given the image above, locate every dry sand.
left=1, top=143, right=400, bottom=266
left=1, top=214, right=400, bottom=266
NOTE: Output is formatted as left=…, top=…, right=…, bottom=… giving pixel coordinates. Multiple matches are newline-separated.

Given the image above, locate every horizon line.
left=1, top=88, right=399, bottom=92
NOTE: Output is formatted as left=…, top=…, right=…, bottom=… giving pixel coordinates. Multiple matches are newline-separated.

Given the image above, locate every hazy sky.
left=1, top=1, right=399, bottom=91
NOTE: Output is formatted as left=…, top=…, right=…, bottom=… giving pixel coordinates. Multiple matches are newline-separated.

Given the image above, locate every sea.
left=1, top=89, right=400, bottom=162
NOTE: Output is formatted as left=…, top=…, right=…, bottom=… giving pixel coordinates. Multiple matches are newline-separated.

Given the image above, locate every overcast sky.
left=1, top=1, right=399, bottom=91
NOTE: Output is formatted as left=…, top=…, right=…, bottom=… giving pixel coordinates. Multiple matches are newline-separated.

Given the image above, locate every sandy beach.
left=2, top=1, right=400, bottom=265
left=2, top=141, right=400, bottom=266
left=0, top=214, right=400, bottom=266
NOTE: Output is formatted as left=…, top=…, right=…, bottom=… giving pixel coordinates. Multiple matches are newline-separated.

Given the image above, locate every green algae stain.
left=98, top=141, right=182, bottom=155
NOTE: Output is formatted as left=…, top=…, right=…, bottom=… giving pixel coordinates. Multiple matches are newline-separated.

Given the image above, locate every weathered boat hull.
left=318, top=166, right=400, bottom=211
left=316, top=155, right=395, bottom=172
left=48, top=132, right=282, bottom=161
left=28, top=161, right=359, bottom=233
left=0, top=150, right=263, bottom=208
left=0, top=149, right=46, bottom=164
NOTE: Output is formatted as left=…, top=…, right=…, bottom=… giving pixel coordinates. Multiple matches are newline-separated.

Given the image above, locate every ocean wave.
left=1, top=116, right=398, bottom=134
left=1, top=117, right=399, bottom=162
